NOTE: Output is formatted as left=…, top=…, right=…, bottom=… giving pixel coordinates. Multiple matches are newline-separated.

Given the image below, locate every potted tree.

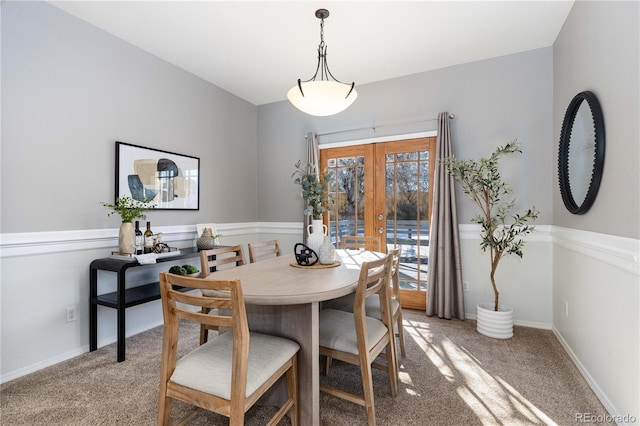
left=292, top=160, right=333, bottom=253
left=102, top=196, right=155, bottom=255
left=443, top=141, right=538, bottom=338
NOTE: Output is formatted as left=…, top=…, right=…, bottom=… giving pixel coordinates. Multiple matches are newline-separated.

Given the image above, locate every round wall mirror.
left=558, top=91, right=605, bottom=214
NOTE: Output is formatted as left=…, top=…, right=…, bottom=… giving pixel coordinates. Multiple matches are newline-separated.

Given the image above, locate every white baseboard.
left=1, top=347, right=88, bottom=384
left=552, top=326, right=621, bottom=423
left=0, top=320, right=166, bottom=384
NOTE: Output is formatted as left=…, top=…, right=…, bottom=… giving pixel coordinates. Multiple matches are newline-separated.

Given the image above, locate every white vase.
left=318, top=236, right=336, bottom=264
left=118, top=222, right=135, bottom=255
left=307, top=219, right=327, bottom=254
left=476, top=303, right=513, bottom=339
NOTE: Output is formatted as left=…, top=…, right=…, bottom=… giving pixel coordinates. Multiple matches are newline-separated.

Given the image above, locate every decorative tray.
left=289, top=260, right=341, bottom=269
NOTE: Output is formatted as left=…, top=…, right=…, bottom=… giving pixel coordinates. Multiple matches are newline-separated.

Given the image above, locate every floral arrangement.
left=442, top=140, right=538, bottom=311
left=101, top=196, right=156, bottom=223
left=292, top=160, right=333, bottom=220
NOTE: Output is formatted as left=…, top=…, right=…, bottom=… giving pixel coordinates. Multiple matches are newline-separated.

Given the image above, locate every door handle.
left=378, top=214, right=384, bottom=220
left=378, top=227, right=384, bottom=233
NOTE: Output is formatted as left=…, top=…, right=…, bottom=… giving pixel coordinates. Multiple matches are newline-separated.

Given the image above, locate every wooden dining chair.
left=199, top=245, right=246, bottom=344
left=318, top=254, right=398, bottom=426
left=157, top=272, right=299, bottom=426
left=324, top=248, right=406, bottom=358
left=247, top=239, right=281, bottom=263
left=199, top=245, right=246, bottom=277
left=341, top=235, right=382, bottom=252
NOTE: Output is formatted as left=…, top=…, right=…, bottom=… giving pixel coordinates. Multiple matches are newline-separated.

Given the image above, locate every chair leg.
left=199, top=307, right=210, bottom=345
left=157, top=389, right=172, bottom=425
left=287, top=356, right=299, bottom=426
left=323, top=356, right=333, bottom=376
left=199, top=326, right=208, bottom=345
left=396, top=312, right=406, bottom=357
left=229, top=396, right=246, bottom=426
left=360, top=358, right=377, bottom=426
left=386, top=338, right=399, bottom=397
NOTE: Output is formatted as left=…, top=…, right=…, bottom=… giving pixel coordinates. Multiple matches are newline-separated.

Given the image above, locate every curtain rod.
left=315, top=114, right=455, bottom=138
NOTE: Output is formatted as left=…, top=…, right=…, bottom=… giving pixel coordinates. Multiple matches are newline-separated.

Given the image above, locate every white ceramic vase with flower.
left=292, top=161, right=333, bottom=254
left=102, top=196, right=155, bottom=255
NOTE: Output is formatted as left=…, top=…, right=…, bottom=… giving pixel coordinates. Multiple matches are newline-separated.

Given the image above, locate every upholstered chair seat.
left=170, top=332, right=299, bottom=400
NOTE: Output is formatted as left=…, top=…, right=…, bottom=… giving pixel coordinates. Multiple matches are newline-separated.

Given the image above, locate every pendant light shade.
left=288, top=9, right=357, bottom=116
left=287, top=81, right=357, bottom=116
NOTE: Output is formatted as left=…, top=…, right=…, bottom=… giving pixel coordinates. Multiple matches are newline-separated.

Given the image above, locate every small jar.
left=318, top=236, right=336, bottom=265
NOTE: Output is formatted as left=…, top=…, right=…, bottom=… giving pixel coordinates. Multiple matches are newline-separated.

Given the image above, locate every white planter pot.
left=476, top=303, right=513, bottom=339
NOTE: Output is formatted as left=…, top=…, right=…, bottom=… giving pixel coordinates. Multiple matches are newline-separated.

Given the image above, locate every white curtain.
left=303, top=132, right=319, bottom=244
left=426, top=113, right=465, bottom=320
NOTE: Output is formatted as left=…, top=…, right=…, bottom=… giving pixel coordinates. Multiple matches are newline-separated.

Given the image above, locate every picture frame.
left=115, top=141, right=200, bottom=210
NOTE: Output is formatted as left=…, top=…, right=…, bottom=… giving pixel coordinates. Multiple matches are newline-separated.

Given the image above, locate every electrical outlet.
left=564, top=301, right=569, bottom=317
left=66, top=306, right=78, bottom=322
left=463, top=281, right=470, bottom=292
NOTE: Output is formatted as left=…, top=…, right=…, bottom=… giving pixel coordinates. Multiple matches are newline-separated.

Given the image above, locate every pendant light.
left=287, top=9, right=357, bottom=116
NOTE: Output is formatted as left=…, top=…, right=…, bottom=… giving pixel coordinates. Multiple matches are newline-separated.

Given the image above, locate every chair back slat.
left=248, top=240, right=281, bottom=263
left=171, top=290, right=233, bottom=310
left=387, top=248, right=401, bottom=300
left=200, top=245, right=245, bottom=277
left=353, top=255, right=392, bottom=322
left=159, top=272, right=245, bottom=332
left=173, top=307, right=235, bottom=329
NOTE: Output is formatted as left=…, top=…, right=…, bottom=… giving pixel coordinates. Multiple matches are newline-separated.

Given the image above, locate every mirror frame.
left=558, top=91, right=605, bottom=214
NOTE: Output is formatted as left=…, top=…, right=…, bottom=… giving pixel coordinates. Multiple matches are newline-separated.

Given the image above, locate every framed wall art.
left=115, top=141, right=200, bottom=210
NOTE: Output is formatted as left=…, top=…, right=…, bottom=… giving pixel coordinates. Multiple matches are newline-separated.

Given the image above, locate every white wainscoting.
left=551, top=227, right=639, bottom=424
left=0, top=222, right=299, bottom=383
left=0, top=222, right=302, bottom=258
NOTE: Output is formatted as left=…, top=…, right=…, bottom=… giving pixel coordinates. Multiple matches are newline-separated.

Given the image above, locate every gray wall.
left=257, top=48, right=554, bottom=228
left=553, top=0, right=639, bottom=238
left=1, top=1, right=258, bottom=233
left=551, top=0, right=640, bottom=419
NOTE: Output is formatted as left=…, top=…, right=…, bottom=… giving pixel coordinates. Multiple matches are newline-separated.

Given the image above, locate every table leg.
left=89, top=267, right=98, bottom=352
left=245, top=302, right=320, bottom=426
left=117, top=269, right=126, bottom=362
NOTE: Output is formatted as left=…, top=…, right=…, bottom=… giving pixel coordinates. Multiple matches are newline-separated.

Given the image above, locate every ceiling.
left=48, top=1, right=574, bottom=106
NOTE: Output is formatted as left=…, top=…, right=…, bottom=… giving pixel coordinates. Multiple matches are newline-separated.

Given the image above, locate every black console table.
left=89, top=247, right=200, bottom=362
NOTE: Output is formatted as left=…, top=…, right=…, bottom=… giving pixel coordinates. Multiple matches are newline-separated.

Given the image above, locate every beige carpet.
left=1, top=311, right=611, bottom=425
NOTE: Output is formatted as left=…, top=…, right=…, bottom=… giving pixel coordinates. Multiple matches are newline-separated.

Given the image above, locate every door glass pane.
left=327, top=155, right=365, bottom=246
left=396, top=152, right=418, bottom=161
left=385, top=151, right=430, bottom=291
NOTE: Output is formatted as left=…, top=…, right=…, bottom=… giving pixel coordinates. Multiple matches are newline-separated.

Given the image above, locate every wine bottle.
left=144, top=221, right=154, bottom=254
left=134, top=221, right=143, bottom=255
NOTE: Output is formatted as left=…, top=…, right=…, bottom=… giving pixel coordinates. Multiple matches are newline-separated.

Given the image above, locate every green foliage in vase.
left=168, top=266, right=186, bottom=275
left=168, top=265, right=199, bottom=275
left=442, top=140, right=539, bottom=311
left=292, top=160, right=334, bottom=220
left=182, top=265, right=199, bottom=274
left=101, top=196, right=156, bottom=223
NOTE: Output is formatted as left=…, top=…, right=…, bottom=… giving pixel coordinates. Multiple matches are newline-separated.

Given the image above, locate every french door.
left=320, top=137, right=436, bottom=310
